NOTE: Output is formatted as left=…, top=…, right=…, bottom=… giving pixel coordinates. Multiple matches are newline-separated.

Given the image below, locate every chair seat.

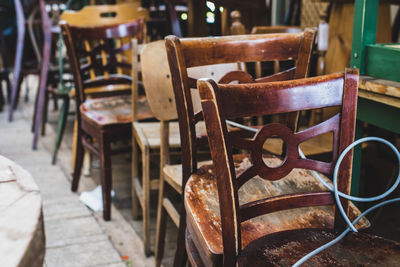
left=133, top=121, right=181, bottom=149
left=237, top=228, right=400, bottom=266
left=80, top=95, right=153, bottom=126
left=184, top=155, right=370, bottom=265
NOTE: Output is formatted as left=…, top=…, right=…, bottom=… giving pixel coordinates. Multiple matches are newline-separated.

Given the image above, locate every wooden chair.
left=194, top=69, right=400, bottom=266
left=154, top=61, right=239, bottom=265
left=164, top=29, right=321, bottom=266
left=131, top=39, right=181, bottom=256
left=51, top=2, right=149, bottom=164
left=60, top=18, right=149, bottom=221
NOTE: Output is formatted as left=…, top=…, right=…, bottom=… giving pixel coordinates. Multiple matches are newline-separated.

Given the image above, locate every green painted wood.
left=356, top=97, right=400, bottom=134
left=365, top=44, right=400, bottom=82
left=352, top=96, right=400, bottom=196
left=350, top=0, right=379, bottom=73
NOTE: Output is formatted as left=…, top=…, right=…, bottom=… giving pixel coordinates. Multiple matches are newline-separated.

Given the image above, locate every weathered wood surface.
left=359, top=75, right=400, bottom=99
left=81, top=95, right=152, bottom=126
left=238, top=228, right=400, bottom=266
left=0, top=155, right=44, bottom=267
left=185, top=156, right=369, bottom=257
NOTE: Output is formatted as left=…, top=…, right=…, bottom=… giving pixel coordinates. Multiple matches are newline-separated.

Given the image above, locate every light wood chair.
left=52, top=2, right=150, bottom=164
left=131, top=40, right=181, bottom=256
left=60, top=18, right=149, bottom=221
left=154, top=60, right=239, bottom=265
left=193, top=69, right=395, bottom=266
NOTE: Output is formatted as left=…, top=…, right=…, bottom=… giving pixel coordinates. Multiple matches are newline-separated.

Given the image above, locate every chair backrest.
left=251, top=25, right=302, bottom=34
left=140, top=40, right=176, bottom=121
left=165, top=29, right=316, bottom=190
left=60, top=19, right=144, bottom=124
left=198, top=69, right=359, bottom=266
left=60, top=2, right=148, bottom=27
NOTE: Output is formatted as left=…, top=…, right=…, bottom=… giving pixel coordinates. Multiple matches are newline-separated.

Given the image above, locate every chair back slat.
left=180, top=33, right=304, bottom=68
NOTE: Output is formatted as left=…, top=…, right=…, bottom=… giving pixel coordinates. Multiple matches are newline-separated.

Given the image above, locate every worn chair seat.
left=185, top=156, right=369, bottom=265
left=237, top=228, right=400, bottom=266
left=80, top=95, right=153, bottom=126
left=133, top=121, right=181, bottom=149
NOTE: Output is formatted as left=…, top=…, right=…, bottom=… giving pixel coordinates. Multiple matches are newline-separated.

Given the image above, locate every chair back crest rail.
left=165, top=29, right=316, bottom=188
left=198, top=69, right=359, bottom=265
left=60, top=19, right=143, bottom=112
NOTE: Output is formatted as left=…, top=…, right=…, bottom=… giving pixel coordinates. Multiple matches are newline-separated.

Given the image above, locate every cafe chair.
left=190, top=69, right=397, bottom=266
left=60, top=18, right=149, bottom=221
left=165, top=31, right=369, bottom=266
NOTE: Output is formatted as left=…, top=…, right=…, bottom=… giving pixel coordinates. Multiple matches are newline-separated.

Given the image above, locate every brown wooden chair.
left=52, top=2, right=150, bottom=164
left=194, top=69, right=400, bottom=266
left=60, top=18, right=149, bottom=221
left=164, top=29, right=324, bottom=266
left=166, top=31, right=371, bottom=267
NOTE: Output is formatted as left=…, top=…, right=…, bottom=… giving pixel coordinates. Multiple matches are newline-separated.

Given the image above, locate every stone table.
left=0, top=155, right=45, bottom=267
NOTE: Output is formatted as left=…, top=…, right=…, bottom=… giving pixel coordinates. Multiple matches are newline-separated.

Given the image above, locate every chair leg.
left=155, top=174, right=168, bottom=267
left=142, top=145, right=151, bottom=256
left=8, top=26, right=25, bottom=122
left=71, top=130, right=84, bottom=192
left=99, top=134, right=112, bottom=221
left=173, top=204, right=188, bottom=267
left=41, top=90, right=49, bottom=136
left=0, top=80, right=4, bottom=111
left=131, top=139, right=140, bottom=219
left=5, top=73, right=11, bottom=103
left=52, top=95, right=70, bottom=164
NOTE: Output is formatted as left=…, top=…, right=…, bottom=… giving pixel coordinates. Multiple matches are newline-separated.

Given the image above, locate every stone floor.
left=0, top=76, right=165, bottom=267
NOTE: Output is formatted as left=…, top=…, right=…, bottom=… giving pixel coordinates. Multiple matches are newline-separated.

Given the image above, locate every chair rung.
left=163, top=198, right=180, bottom=226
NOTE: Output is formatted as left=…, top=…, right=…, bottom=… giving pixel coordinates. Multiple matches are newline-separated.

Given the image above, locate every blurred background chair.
left=60, top=18, right=147, bottom=220
left=52, top=2, right=149, bottom=164
left=133, top=39, right=181, bottom=256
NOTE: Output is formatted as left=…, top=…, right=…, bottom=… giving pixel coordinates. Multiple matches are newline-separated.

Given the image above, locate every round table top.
left=0, top=155, right=45, bottom=267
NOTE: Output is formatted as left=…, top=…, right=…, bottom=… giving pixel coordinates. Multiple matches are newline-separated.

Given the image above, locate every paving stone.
left=45, top=216, right=104, bottom=248
left=45, top=240, right=122, bottom=267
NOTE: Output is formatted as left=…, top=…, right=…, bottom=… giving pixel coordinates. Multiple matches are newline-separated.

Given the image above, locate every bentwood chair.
left=52, top=2, right=149, bottom=164
left=194, top=69, right=400, bottom=266
left=60, top=18, right=148, bottom=220
left=165, top=31, right=368, bottom=267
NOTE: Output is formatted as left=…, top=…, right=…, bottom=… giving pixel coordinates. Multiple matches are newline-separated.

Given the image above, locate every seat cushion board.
left=80, top=95, right=152, bottom=126
left=238, top=228, right=400, bottom=266
left=133, top=121, right=181, bottom=148
left=185, top=156, right=369, bottom=260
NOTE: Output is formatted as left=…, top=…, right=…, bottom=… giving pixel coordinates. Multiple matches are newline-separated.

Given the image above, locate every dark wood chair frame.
left=60, top=18, right=144, bottom=220
left=196, top=69, right=369, bottom=266
left=165, top=29, right=316, bottom=266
